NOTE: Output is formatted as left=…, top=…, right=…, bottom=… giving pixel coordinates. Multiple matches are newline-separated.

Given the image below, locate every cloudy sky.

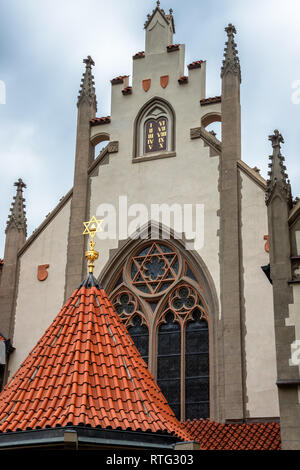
left=0, top=0, right=299, bottom=256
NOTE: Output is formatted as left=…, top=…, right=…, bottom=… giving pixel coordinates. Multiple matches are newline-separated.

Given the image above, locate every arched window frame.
left=133, top=97, right=176, bottom=161
left=106, top=238, right=213, bottom=421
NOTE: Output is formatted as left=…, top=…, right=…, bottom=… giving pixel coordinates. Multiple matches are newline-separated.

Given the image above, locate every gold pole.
left=82, top=216, right=103, bottom=274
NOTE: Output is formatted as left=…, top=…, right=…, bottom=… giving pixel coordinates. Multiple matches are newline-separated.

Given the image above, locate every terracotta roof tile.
left=122, top=87, right=132, bottom=96
left=0, top=259, right=3, bottom=266
left=188, top=60, right=205, bottom=70
left=183, top=419, right=281, bottom=450
left=111, top=76, right=129, bottom=85
left=0, top=276, right=191, bottom=442
left=178, top=76, right=188, bottom=85
left=133, top=51, right=145, bottom=60
left=90, top=116, right=111, bottom=126
left=200, top=96, right=222, bottom=106
left=167, top=44, right=180, bottom=52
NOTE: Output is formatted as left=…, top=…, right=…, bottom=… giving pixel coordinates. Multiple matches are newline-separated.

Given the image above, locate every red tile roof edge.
left=182, top=419, right=281, bottom=451
left=111, top=75, right=129, bottom=85
left=133, top=51, right=145, bottom=60
left=167, top=44, right=180, bottom=52
left=178, top=76, right=188, bottom=84
left=122, top=87, right=132, bottom=96
left=200, top=96, right=222, bottom=106
left=90, top=116, right=111, bottom=126
left=0, top=259, right=3, bottom=266
left=188, top=60, right=205, bottom=70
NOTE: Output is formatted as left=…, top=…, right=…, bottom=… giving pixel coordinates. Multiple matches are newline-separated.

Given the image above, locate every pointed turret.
left=0, top=218, right=191, bottom=449
left=266, top=130, right=292, bottom=206
left=64, top=57, right=98, bottom=299
left=221, top=24, right=241, bottom=81
left=0, top=180, right=27, bottom=340
left=77, top=55, right=97, bottom=111
left=219, top=24, right=244, bottom=421
left=6, top=178, right=27, bottom=236
left=265, top=131, right=300, bottom=450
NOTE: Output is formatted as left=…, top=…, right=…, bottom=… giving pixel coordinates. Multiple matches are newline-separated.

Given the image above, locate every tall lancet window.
left=108, top=240, right=210, bottom=421
left=134, top=99, right=175, bottom=159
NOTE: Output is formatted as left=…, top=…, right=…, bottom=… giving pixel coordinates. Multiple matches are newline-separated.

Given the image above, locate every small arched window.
left=134, top=98, right=175, bottom=160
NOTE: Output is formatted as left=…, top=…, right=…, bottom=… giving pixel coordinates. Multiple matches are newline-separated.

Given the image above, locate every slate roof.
left=184, top=419, right=281, bottom=450
left=0, top=274, right=190, bottom=442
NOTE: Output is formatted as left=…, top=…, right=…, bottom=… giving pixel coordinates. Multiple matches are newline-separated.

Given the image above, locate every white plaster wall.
left=89, top=47, right=220, bottom=315
left=8, top=200, right=71, bottom=378
left=241, top=171, right=279, bottom=417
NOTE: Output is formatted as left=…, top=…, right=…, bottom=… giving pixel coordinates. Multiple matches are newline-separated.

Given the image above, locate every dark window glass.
left=127, top=316, right=149, bottom=365
left=157, top=312, right=181, bottom=419
left=185, top=310, right=209, bottom=420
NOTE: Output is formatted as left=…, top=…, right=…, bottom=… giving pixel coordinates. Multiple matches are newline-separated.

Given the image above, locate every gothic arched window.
left=134, top=98, right=175, bottom=160
left=108, top=240, right=210, bottom=421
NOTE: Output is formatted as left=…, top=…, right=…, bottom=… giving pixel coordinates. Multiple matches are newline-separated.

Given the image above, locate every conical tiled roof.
left=0, top=275, right=190, bottom=442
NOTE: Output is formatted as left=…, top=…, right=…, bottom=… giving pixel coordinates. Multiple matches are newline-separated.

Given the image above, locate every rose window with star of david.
left=109, top=240, right=210, bottom=421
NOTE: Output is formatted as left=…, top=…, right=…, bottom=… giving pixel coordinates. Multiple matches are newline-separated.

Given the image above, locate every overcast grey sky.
left=0, top=0, right=299, bottom=256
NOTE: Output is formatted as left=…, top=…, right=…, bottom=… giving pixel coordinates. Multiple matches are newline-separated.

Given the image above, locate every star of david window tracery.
left=108, top=240, right=210, bottom=421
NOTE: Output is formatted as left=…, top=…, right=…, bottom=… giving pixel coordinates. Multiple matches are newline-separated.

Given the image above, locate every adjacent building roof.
left=0, top=274, right=190, bottom=444
left=184, top=419, right=281, bottom=450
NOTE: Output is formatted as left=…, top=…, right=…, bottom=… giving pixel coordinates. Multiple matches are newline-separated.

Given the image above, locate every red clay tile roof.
left=90, top=116, right=111, bottom=126
left=133, top=51, right=145, bottom=60
left=178, top=76, right=188, bottom=84
left=0, top=259, right=3, bottom=266
left=188, top=60, right=205, bottom=70
left=167, top=44, right=180, bottom=52
left=111, top=76, right=129, bottom=85
left=0, top=335, right=5, bottom=343
left=0, top=275, right=190, bottom=441
left=200, top=96, right=222, bottom=106
left=122, top=87, right=132, bottom=96
left=183, top=419, right=281, bottom=450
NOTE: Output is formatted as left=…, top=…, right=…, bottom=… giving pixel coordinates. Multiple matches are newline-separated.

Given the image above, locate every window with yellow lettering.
left=145, top=119, right=168, bottom=154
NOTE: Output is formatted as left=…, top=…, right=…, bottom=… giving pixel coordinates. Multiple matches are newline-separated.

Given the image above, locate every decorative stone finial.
left=266, top=130, right=292, bottom=206
left=77, top=56, right=97, bottom=110
left=221, top=23, right=241, bottom=81
left=6, top=178, right=27, bottom=235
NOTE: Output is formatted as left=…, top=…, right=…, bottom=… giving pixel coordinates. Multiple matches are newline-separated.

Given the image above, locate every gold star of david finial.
left=82, top=216, right=104, bottom=273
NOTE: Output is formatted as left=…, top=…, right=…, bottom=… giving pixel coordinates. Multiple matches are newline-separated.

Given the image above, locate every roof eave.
left=0, top=426, right=181, bottom=450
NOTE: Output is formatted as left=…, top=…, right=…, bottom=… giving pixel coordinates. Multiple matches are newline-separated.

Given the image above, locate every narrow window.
left=157, top=312, right=181, bottom=420
left=185, top=310, right=209, bottom=419
left=127, top=316, right=149, bottom=365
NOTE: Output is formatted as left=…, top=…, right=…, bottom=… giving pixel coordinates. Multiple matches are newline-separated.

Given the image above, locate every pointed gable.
left=0, top=274, right=190, bottom=443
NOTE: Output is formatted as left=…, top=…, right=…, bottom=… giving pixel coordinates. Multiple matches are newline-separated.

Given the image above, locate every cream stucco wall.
left=90, top=44, right=220, bottom=312
left=240, top=171, right=279, bottom=417
left=8, top=200, right=71, bottom=378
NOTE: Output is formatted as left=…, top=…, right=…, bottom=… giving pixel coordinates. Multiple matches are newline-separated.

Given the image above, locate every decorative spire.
left=266, top=130, right=292, bottom=206
left=221, top=23, right=241, bottom=81
left=82, top=215, right=103, bottom=274
left=77, top=55, right=97, bottom=110
left=6, top=178, right=27, bottom=236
